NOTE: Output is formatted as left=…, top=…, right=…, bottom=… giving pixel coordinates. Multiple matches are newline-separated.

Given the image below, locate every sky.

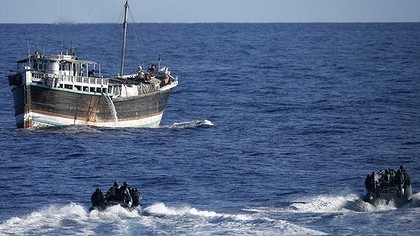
left=0, top=0, right=419, bottom=23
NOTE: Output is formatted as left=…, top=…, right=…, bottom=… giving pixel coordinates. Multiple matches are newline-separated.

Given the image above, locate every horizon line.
left=1, top=21, right=420, bottom=25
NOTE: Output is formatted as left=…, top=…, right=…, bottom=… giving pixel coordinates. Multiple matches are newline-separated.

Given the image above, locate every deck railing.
left=31, top=72, right=109, bottom=93
left=60, top=75, right=109, bottom=87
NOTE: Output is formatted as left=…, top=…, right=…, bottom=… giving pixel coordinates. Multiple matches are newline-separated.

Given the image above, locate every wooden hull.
left=12, top=84, right=173, bottom=128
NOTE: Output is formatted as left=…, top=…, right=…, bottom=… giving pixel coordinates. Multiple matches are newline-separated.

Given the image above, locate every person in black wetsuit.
left=106, top=181, right=120, bottom=201
left=396, top=165, right=411, bottom=194
left=131, top=188, right=141, bottom=207
left=119, top=181, right=132, bottom=205
left=365, top=174, right=372, bottom=191
left=91, top=188, right=105, bottom=207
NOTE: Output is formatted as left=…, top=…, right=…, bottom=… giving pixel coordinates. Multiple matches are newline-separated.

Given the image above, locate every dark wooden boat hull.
left=12, top=83, right=173, bottom=128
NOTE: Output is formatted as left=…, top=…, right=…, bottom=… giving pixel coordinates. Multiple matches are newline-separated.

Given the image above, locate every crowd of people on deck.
left=365, top=165, right=411, bottom=197
left=91, top=181, right=141, bottom=209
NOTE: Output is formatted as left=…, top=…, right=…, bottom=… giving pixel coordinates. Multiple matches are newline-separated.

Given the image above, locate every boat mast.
left=120, top=0, right=129, bottom=76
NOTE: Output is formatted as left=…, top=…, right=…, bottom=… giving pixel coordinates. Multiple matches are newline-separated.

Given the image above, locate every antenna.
left=27, top=40, right=31, bottom=64
left=35, top=33, right=40, bottom=52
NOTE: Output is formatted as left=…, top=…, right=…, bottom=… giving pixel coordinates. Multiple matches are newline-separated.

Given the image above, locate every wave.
left=142, top=202, right=326, bottom=235
left=0, top=202, right=325, bottom=235
left=163, top=119, right=214, bottom=129
left=287, top=192, right=420, bottom=214
left=142, top=202, right=252, bottom=220
left=0, top=203, right=142, bottom=235
left=287, top=193, right=363, bottom=213
left=410, top=192, right=420, bottom=208
left=0, top=203, right=90, bottom=235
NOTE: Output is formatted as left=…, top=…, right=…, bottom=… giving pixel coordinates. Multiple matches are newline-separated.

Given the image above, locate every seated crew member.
left=131, top=188, right=141, bottom=207
left=396, top=166, right=405, bottom=194
left=119, top=181, right=132, bottom=205
left=365, top=174, right=372, bottom=192
left=382, top=169, right=391, bottom=183
left=106, top=181, right=120, bottom=201
left=91, top=188, right=105, bottom=207
left=371, top=172, right=377, bottom=190
left=148, top=64, right=158, bottom=73
left=400, top=165, right=411, bottom=187
left=88, top=69, right=95, bottom=77
left=144, top=72, right=152, bottom=82
left=161, top=74, right=170, bottom=87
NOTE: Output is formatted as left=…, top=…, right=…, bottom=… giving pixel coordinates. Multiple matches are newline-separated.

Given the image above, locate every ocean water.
left=1, top=23, right=420, bottom=235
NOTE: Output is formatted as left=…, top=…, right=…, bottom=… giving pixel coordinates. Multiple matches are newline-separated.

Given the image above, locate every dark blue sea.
left=1, top=23, right=420, bottom=235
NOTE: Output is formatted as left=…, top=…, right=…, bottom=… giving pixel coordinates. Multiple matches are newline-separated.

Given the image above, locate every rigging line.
left=98, top=4, right=126, bottom=76
left=127, top=6, right=146, bottom=67
left=125, top=21, right=139, bottom=69
left=130, top=10, right=166, bottom=68
left=128, top=4, right=165, bottom=66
